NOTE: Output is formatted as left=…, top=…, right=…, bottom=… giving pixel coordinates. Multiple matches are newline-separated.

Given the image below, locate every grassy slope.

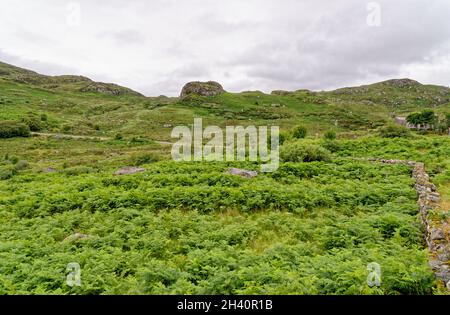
left=1, top=65, right=449, bottom=141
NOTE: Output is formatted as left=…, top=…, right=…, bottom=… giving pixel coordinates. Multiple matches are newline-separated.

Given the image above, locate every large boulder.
left=180, top=81, right=225, bottom=99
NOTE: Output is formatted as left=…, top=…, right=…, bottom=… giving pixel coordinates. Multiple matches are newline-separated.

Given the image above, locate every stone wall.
left=371, top=158, right=450, bottom=290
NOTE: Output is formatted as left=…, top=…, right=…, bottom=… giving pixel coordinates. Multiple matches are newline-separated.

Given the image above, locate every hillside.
left=0, top=61, right=449, bottom=295
left=0, top=61, right=143, bottom=97
left=1, top=61, right=449, bottom=141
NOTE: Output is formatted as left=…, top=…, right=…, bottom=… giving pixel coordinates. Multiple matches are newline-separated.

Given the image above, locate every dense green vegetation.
left=0, top=159, right=438, bottom=294
left=0, top=121, right=30, bottom=138
left=0, top=61, right=449, bottom=295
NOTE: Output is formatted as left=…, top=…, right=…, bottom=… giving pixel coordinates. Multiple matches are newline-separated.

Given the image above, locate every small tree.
left=406, top=110, right=437, bottom=129
left=421, top=109, right=437, bottom=127
left=406, top=112, right=422, bottom=126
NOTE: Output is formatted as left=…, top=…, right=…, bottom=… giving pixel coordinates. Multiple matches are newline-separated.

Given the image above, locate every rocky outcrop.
left=180, top=81, right=225, bottom=99
left=370, top=158, right=450, bottom=290
left=381, top=78, right=421, bottom=88
left=271, top=90, right=293, bottom=96
left=80, top=82, right=143, bottom=96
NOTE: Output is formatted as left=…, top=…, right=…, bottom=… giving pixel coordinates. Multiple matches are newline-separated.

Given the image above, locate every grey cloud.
left=0, top=49, right=78, bottom=76
left=1, top=0, right=450, bottom=95
left=97, top=29, right=146, bottom=45
left=214, top=0, right=450, bottom=92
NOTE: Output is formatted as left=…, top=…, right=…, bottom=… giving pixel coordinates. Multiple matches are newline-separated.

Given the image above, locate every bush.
left=9, top=156, right=19, bottom=164
left=115, top=133, right=123, bottom=140
left=379, top=125, right=410, bottom=138
left=292, top=126, right=307, bottom=139
left=0, top=166, right=14, bottom=180
left=280, top=142, right=332, bottom=162
left=132, top=153, right=162, bottom=166
left=14, top=160, right=29, bottom=171
left=21, top=116, right=42, bottom=131
left=324, top=130, right=337, bottom=140
left=0, top=121, right=31, bottom=138
left=63, top=166, right=97, bottom=175
left=279, top=131, right=289, bottom=145
left=62, top=124, right=71, bottom=132
left=321, top=140, right=341, bottom=153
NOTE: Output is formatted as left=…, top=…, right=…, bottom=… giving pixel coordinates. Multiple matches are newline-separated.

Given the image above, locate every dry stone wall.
left=370, top=158, right=450, bottom=290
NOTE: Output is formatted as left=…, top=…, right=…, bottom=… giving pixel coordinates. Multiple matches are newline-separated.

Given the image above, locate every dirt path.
left=31, top=132, right=173, bottom=146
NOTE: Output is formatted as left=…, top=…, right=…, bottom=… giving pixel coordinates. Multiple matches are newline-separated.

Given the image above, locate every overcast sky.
left=1, top=0, right=449, bottom=96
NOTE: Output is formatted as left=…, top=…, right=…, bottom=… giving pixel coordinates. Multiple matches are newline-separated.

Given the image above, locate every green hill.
left=1, top=61, right=449, bottom=140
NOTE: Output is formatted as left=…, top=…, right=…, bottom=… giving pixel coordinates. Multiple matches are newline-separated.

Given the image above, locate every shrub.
left=132, top=153, right=162, bottom=166
left=115, top=133, right=123, bottom=140
left=321, top=140, right=341, bottom=153
left=280, top=142, right=332, bottom=162
left=324, top=130, right=337, bottom=140
left=62, top=124, right=71, bottom=132
left=0, top=121, right=31, bottom=138
left=379, top=125, right=410, bottom=138
left=21, top=116, right=42, bottom=131
left=292, top=126, right=307, bottom=139
left=63, top=166, right=97, bottom=175
left=14, top=160, right=29, bottom=171
left=9, top=156, right=19, bottom=164
left=0, top=166, right=14, bottom=180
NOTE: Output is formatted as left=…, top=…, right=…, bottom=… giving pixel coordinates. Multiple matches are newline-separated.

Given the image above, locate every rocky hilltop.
left=0, top=61, right=143, bottom=97
left=180, top=81, right=225, bottom=99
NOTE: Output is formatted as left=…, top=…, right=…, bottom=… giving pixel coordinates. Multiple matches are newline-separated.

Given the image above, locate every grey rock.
left=227, top=168, right=258, bottom=178
left=429, top=259, right=441, bottom=270
left=63, top=233, right=91, bottom=242
left=430, top=228, right=445, bottom=241
left=114, top=166, right=145, bottom=175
